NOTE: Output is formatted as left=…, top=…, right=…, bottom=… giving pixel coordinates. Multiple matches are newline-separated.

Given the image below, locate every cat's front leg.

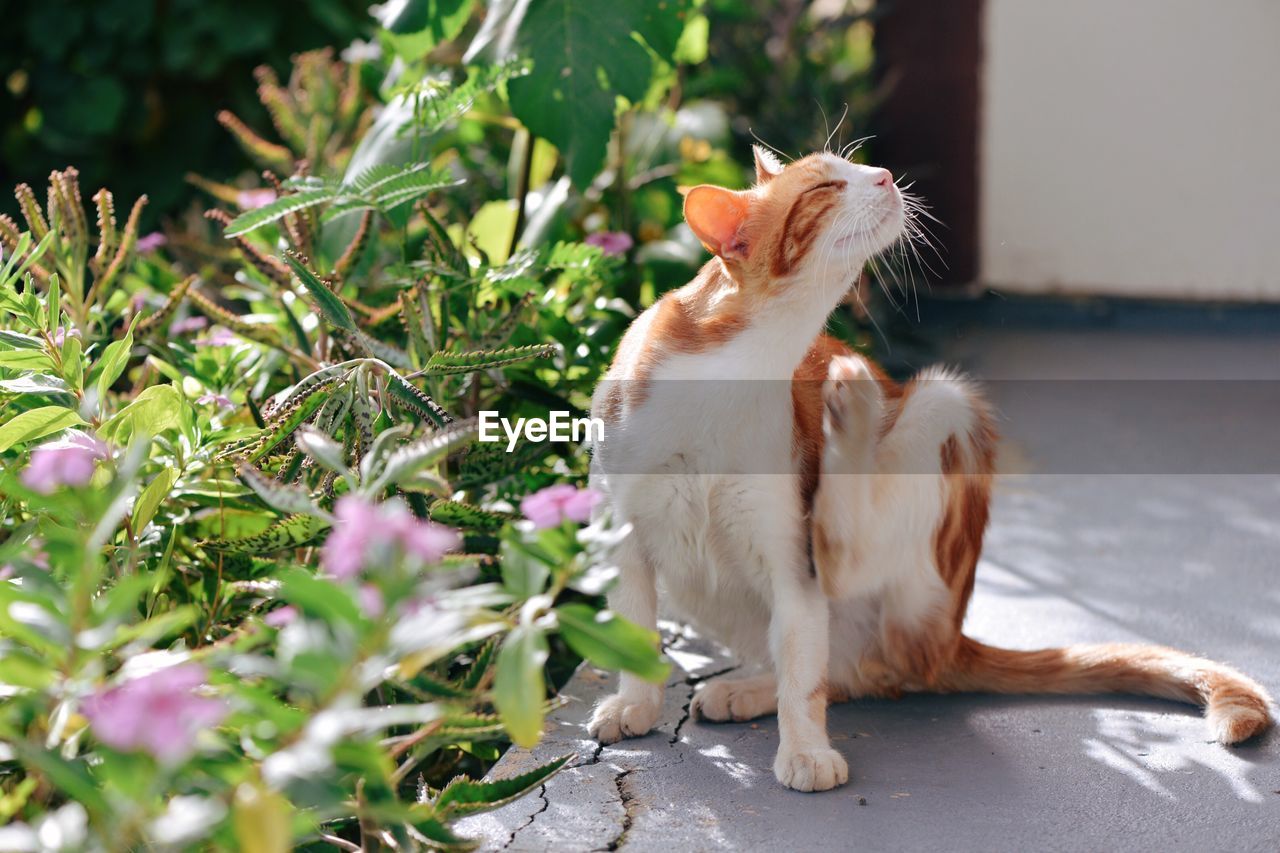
left=770, top=567, right=848, bottom=792
left=587, top=537, right=663, bottom=743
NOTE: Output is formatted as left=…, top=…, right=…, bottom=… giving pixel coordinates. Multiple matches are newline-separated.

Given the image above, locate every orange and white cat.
left=586, top=146, right=1273, bottom=792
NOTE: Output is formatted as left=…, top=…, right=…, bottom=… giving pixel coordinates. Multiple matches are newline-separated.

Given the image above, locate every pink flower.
left=321, top=496, right=459, bottom=579
left=81, top=664, right=227, bottom=764
left=237, top=189, right=277, bottom=210
left=169, top=316, right=208, bottom=335
left=136, top=232, right=167, bottom=254
left=196, top=393, right=235, bottom=410
left=264, top=605, right=298, bottom=627
left=520, top=484, right=602, bottom=529
left=21, top=433, right=109, bottom=494
left=194, top=328, right=239, bottom=347
left=585, top=231, right=634, bottom=257
left=51, top=327, right=82, bottom=347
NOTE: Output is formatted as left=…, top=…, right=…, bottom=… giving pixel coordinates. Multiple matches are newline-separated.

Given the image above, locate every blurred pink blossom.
left=196, top=393, right=235, bottom=410
left=358, top=584, right=385, bottom=617
left=81, top=664, right=227, bottom=764
left=520, top=484, right=602, bottom=529
left=22, top=433, right=109, bottom=494
left=237, top=189, right=277, bottom=210
left=585, top=231, right=634, bottom=256
left=194, top=328, right=238, bottom=347
left=321, top=496, right=459, bottom=579
left=136, top=232, right=167, bottom=254
left=264, top=605, right=298, bottom=627
left=170, top=316, right=208, bottom=335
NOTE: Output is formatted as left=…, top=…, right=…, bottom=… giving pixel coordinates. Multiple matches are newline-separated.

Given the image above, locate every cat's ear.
left=684, top=185, right=751, bottom=261
left=753, top=145, right=784, bottom=184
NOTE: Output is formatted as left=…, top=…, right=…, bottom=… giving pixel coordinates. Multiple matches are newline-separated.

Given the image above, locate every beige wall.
left=980, top=1, right=1280, bottom=300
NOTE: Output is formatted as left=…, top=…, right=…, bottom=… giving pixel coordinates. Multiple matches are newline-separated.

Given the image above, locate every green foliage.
left=1, top=1, right=373, bottom=227
left=508, top=0, right=690, bottom=188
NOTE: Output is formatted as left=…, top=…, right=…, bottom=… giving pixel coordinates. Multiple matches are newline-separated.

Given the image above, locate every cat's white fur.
left=586, top=154, right=976, bottom=790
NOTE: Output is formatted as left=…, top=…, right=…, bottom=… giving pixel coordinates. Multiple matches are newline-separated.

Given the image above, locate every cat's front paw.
left=823, top=355, right=883, bottom=444
left=587, top=693, right=661, bottom=744
left=773, top=746, right=849, bottom=792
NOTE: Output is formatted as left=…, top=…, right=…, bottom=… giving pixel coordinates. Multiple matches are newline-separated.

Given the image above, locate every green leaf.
left=100, top=384, right=185, bottom=442
left=201, top=514, right=329, bottom=555
left=0, top=374, right=70, bottom=396
left=499, top=539, right=549, bottom=599
left=509, top=0, right=654, bottom=188
left=421, top=344, right=555, bottom=376
left=432, top=501, right=510, bottom=533
left=239, top=464, right=326, bottom=517
left=0, top=350, right=55, bottom=371
left=293, top=427, right=350, bottom=476
left=96, top=315, right=139, bottom=402
left=379, top=0, right=477, bottom=59
left=278, top=568, right=362, bottom=625
left=386, top=372, right=451, bottom=427
left=555, top=603, right=670, bottom=683
left=246, top=383, right=341, bottom=464
left=372, top=419, right=477, bottom=491
left=223, top=189, right=337, bottom=237
left=0, top=406, right=85, bottom=452
left=433, top=755, right=570, bottom=816
left=283, top=251, right=356, bottom=331
left=409, top=816, right=478, bottom=852
left=492, top=625, right=548, bottom=748
left=131, top=466, right=175, bottom=532
left=0, top=330, right=44, bottom=350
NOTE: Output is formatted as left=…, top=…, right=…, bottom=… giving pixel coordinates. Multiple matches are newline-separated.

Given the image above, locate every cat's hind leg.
left=691, top=672, right=778, bottom=722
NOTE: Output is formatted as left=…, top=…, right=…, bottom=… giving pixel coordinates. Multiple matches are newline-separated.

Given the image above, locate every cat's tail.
left=936, top=636, right=1273, bottom=744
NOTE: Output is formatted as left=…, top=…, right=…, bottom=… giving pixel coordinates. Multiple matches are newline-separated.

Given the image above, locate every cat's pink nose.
left=872, top=168, right=893, bottom=188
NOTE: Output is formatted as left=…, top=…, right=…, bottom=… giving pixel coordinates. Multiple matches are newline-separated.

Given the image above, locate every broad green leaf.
left=96, top=315, right=139, bottom=402
left=282, top=251, right=356, bottom=331
left=0, top=374, right=70, bottom=396
left=131, top=466, right=175, bottom=532
left=101, top=384, right=184, bottom=442
left=278, top=568, right=362, bottom=626
left=0, top=330, right=43, bottom=350
left=409, top=816, right=477, bottom=852
left=555, top=603, right=670, bottom=683
left=0, top=349, right=55, bottom=371
left=60, top=331, right=82, bottom=391
left=379, top=0, right=477, bottom=60
left=499, top=540, right=549, bottom=599
left=492, top=625, right=548, bottom=748
left=509, top=0, right=655, bottom=188
left=0, top=406, right=85, bottom=452
left=433, top=754, right=570, bottom=816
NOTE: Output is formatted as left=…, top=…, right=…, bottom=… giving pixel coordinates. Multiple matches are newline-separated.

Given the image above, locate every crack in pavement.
left=502, top=783, right=549, bottom=850
left=598, top=769, right=636, bottom=852
left=671, top=665, right=739, bottom=745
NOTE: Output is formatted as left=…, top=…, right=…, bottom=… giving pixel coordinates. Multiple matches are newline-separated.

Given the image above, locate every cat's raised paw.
left=773, top=746, right=849, bottom=792
left=823, top=355, right=882, bottom=441
left=587, top=693, right=661, bottom=744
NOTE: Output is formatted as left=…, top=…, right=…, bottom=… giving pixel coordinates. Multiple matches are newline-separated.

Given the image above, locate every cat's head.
left=683, top=146, right=906, bottom=294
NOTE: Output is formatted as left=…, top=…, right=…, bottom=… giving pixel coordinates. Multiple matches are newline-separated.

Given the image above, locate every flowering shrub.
left=0, top=0, right=875, bottom=846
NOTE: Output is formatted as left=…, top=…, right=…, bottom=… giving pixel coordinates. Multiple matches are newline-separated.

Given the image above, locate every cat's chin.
left=834, top=206, right=904, bottom=258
